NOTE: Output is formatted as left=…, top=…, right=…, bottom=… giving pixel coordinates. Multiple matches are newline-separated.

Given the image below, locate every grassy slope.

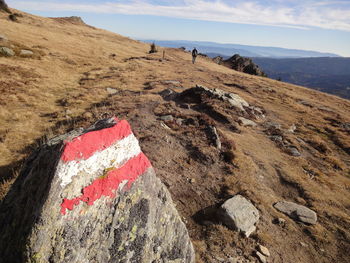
left=0, top=10, right=350, bottom=263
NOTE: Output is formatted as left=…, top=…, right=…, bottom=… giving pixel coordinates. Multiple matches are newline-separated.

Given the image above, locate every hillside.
left=1, top=8, right=350, bottom=263
left=142, top=40, right=340, bottom=58
left=252, top=57, right=350, bottom=100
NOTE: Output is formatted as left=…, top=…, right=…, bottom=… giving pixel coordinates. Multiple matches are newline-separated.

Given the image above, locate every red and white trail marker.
left=55, top=117, right=152, bottom=215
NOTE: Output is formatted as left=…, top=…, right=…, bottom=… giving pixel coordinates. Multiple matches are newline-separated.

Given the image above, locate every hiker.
left=192, top=48, right=198, bottom=64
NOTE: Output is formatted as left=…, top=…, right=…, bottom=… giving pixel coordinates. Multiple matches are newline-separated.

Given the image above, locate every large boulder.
left=222, top=54, right=266, bottom=76
left=0, top=0, right=11, bottom=13
left=274, top=201, right=317, bottom=225
left=218, top=195, right=260, bottom=237
left=0, top=117, right=195, bottom=263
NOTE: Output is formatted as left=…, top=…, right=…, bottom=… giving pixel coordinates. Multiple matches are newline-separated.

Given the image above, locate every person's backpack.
left=192, top=49, right=198, bottom=57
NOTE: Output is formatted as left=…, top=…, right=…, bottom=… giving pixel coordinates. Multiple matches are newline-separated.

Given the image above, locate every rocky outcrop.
left=0, top=0, right=11, bottom=13
left=223, top=54, right=266, bottom=76
left=0, top=118, right=195, bottom=263
left=218, top=195, right=260, bottom=237
left=274, top=201, right=317, bottom=225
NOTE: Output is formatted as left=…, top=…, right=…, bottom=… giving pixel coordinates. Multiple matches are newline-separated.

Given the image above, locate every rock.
left=0, top=0, right=11, bottom=13
left=0, top=34, right=7, bottom=41
left=83, top=111, right=93, bottom=119
left=222, top=54, right=266, bottom=76
left=274, top=201, right=317, bottom=225
left=162, top=80, right=181, bottom=86
left=176, top=118, right=184, bottom=125
left=0, top=46, right=14, bottom=56
left=212, top=56, right=223, bottom=65
left=0, top=117, right=195, bottom=262
left=341, top=123, right=350, bottom=132
left=238, top=117, right=257, bottom=127
left=19, top=49, right=34, bottom=57
left=258, top=245, right=270, bottom=257
left=206, top=125, right=221, bottom=149
left=274, top=217, right=286, bottom=226
left=106, top=87, right=118, bottom=95
left=286, top=146, right=301, bottom=157
left=159, top=88, right=177, bottom=101
left=255, top=251, right=267, bottom=263
left=160, top=115, right=174, bottom=122
left=179, top=85, right=250, bottom=111
left=300, top=242, right=308, bottom=247
left=218, top=195, right=260, bottom=237
left=288, top=124, right=297, bottom=133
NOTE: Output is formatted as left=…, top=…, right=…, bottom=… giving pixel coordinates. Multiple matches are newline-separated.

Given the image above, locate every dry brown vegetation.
left=0, top=9, right=350, bottom=263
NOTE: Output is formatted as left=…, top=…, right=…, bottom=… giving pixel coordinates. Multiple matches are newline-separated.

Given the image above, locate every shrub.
left=149, top=42, right=157, bottom=54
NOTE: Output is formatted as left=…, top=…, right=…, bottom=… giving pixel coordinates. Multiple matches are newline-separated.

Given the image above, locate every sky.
left=7, top=0, right=350, bottom=56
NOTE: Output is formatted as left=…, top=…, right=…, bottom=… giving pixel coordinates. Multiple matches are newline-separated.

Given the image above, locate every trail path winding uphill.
left=0, top=9, right=350, bottom=263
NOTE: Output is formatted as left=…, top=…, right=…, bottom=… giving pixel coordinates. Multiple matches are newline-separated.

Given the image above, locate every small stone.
left=160, top=122, right=171, bottom=130
left=275, top=217, right=286, bottom=226
left=288, top=124, right=297, bottom=133
left=19, top=49, right=34, bottom=57
left=189, top=178, right=196, bottom=184
left=106, top=87, right=118, bottom=95
left=286, top=147, right=301, bottom=157
left=255, top=251, right=267, bottom=263
left=258, top=245, right=270, bottom=257
left=237, top=117, right=257, bottom=127
left=83, top=112, right=93, bottom=119
left=218, top=195, right=260, bottom=237
left=176, top=118, right=184, bottom=125
left=160, top=115, right=174, bottom=122
left=274, top=201, right=317, bottom=225
left=0, top=46, right=15, bottom=57
left=300, top=242, right=308, bottom=247
left=180, top=103, right=191, bottom=109
left=159, top=88, right=177, bottom=100
left=0, top=35, right=8, bottom=42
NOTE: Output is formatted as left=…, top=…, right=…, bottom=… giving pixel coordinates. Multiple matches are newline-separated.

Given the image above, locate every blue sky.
left=8, top=0, right=350, bottom=56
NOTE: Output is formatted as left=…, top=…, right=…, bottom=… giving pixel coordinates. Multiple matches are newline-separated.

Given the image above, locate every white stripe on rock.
left=56, top=133, right=141, bottom=188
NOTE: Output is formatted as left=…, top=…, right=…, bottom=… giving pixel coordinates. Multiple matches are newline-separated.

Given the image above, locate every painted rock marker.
left=0, top=117, right=195, bottom=263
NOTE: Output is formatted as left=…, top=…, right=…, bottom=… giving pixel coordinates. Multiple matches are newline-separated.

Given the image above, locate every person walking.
left=192, top=48, right=198, bottom=64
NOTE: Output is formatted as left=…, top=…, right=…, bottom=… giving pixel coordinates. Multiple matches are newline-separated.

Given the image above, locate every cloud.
left=8, top=0, right=350, bottom=31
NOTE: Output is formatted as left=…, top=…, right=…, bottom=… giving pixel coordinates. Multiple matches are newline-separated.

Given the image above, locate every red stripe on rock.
left=60, top=152, right=152, bottom=215
left=61, top=118, right=132, bottom=162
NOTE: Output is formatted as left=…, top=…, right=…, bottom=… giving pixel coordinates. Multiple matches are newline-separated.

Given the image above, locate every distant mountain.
left=141, top=40, right=340, bottom=58
left=252, top=57, right=350, bottom=99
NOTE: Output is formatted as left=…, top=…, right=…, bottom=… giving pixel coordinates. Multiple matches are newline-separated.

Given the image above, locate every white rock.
left=219, top=195, right=260, bottom=237
left=274, top=201, right=317, bottom=225
left=238, top=117, right=257, bottom=127
left=20, top=49, right=34, bottom=56
left=258, top=245, right=270, bottom=257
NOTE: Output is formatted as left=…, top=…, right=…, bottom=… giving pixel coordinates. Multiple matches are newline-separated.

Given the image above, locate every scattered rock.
left=286, top=146, right=301, bottom=157
left=298, top=100, right=313, bottom=107
left=274, top=201, right=317, bottom=225
left=8, top=13, right=18, bottom=22
left=0, top=118, right=195, bottom=262
left=106, top=87, right=118, bottom=95
left=288, top=124, right=297, bottom=133
left=274, top=217, right=286, bottom=226
left=0, top=46, right=14, bottom=57
left=160, top=122, right=171, bottom=130
left=19, top=49, right=34, bottom=57
left=258, top=245, right=270, bottom=257
left=83, top=111, right=93, bottom=119
left=341, top=123, right=350, bottom=133
left=218, top=195, right=260, bottom=237
left=237, top=117, right=257, bottom=127
left=255, top=251, right=267, bottom=263
left=212, top=56, right=223, bottom=65
left=162, top=80, right=181, bottom=86
left=300, top=242, right=308, bottom=247
left=160, top=115, right=174, bottom=122
left=159, top=88, right=177, bottom=101
left=0, top=34, right=7, bottom=41
left=180, top=103, right=191, bottom=109
left=206, top=125, right=221, bottom=149
left=176, top=118, right=184, bottom=125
